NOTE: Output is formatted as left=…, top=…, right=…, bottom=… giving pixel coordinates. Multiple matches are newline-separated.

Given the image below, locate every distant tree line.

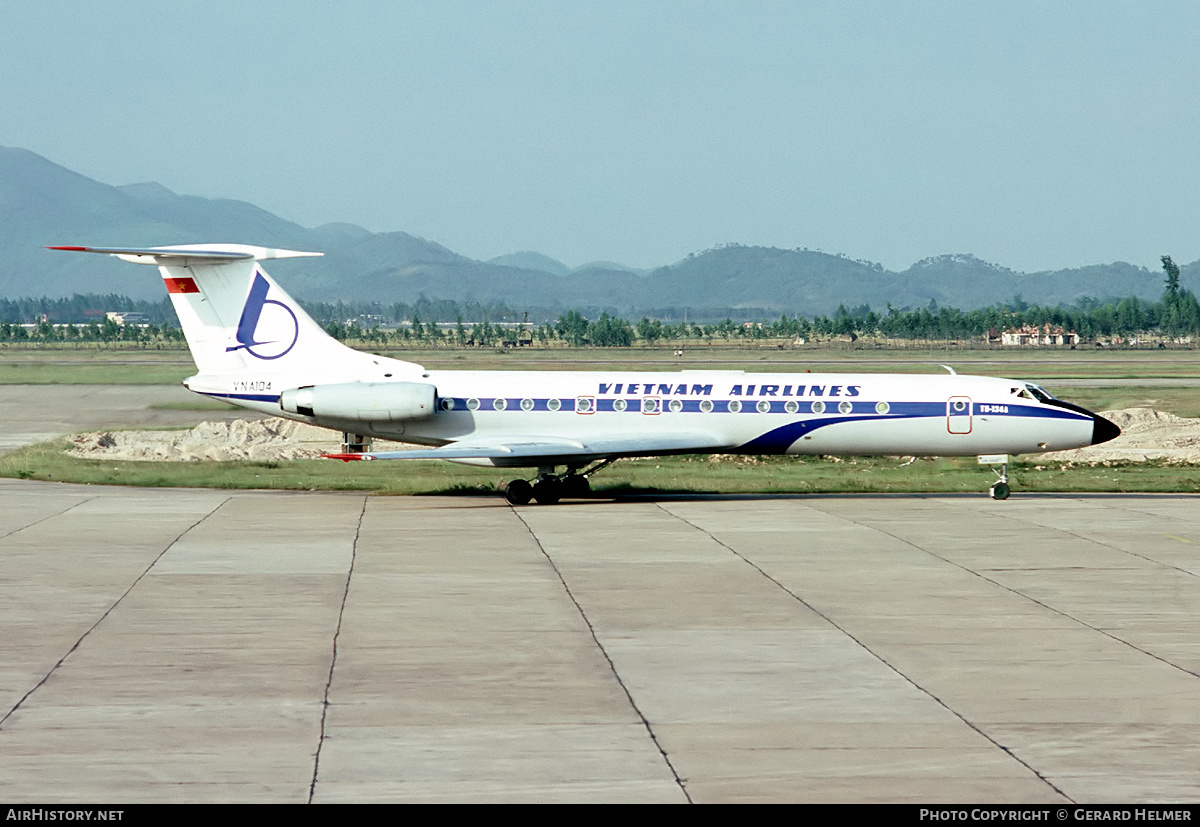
left=313, top=294, right=1200, bottom=349
left=315, top=257, right=1200, bottom=347
left=2, top=258, right=1196, bottom=346
left=302, top=297, right=525, bottom=327
left=0, top=317, right=185, bottom=344
left=0, top=294, right=177, bottom=325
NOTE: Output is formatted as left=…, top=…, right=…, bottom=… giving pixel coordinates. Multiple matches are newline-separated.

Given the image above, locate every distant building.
left=999, top=323, right=1078, bottom=347
left=106, top=311, right=148, bottom=326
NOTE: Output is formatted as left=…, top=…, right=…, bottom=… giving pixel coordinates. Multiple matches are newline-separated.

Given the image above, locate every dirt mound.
left=66, top=418, right=415, bottom=462
left=1036, top=407, right=1200, bottom=465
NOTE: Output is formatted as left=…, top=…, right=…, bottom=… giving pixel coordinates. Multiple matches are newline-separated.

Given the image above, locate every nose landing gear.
left=978, top=454, right=1011, bottom=500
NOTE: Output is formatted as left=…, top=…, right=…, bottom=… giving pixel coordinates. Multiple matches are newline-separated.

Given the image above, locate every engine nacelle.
left=279, top=381, right=437, bottom=422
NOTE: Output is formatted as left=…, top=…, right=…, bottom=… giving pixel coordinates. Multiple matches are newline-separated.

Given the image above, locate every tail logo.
left=225, top=271, right=299, bottom=360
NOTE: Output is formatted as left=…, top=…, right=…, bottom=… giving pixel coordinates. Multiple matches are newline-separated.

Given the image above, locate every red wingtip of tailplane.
left=46, top=246, right=91, bottom=251
left=322, top=453, right=373, bottom=462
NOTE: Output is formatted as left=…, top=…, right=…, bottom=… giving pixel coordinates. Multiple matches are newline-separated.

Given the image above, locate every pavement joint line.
left=0, top=493, right=234, bottom=729
left=941, top=493, right=1200, bottom=580
left=655, top=500, right=1076, bottom=804
left=309, top=493, right=368, bottom=804
left=863, top=513, right=1200, bottom=683
left=511, top=504, right=694, bottom=804
left=844, top=515, right=1200, bottom=786
left=0, top=492, right=98, bottom=541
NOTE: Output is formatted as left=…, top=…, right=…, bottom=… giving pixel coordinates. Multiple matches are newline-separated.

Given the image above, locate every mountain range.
left=2, top=145, right=1195, bottom=318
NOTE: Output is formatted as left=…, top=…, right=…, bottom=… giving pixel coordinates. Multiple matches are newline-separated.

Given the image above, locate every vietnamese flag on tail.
left=164, top=276, right=200, bottom=294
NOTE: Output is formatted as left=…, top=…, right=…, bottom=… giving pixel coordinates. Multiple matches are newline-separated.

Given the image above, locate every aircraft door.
left=947, top=396, right=972, bottom=434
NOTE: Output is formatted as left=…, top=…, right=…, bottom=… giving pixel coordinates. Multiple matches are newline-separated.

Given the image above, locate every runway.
left=2, top=481, right=1198, bottom=803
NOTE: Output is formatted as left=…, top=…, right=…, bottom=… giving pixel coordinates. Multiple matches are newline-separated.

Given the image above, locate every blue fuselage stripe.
left=436, top=396, right=1088, bottom=420
left=204, top=392, right=280, bottom=403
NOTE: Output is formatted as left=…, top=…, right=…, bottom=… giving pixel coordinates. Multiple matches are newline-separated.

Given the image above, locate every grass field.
left=3, top=341, right=1199, bottom=383
left=0, top=347, right=195, bottom=384
left=1051, top=386, right=1200, bottom=418
left=2, top=343, right=1197, bottom=495
left=2, top=441, right=1196, bottom=496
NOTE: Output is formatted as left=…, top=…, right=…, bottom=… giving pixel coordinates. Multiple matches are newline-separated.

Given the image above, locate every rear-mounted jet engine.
left=279, top=381, right=436, bottom=421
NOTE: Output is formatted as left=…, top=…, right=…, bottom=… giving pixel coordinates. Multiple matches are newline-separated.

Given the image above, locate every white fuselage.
left=195, top=367, right=1098, bottom=465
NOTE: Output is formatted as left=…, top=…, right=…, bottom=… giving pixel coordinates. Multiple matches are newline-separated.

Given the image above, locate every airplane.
left=50, top=244, right=1120, bottom=503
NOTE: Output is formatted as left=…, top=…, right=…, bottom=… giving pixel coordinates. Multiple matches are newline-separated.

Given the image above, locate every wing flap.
left=324, top=432, right=729, bottom=464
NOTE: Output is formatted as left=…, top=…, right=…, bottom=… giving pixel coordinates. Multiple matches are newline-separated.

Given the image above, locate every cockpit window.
left=1024, top=384, right=1056, bottom=403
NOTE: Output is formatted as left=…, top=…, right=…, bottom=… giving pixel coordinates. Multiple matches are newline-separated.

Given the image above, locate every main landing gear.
left=503, top=460, right=615, bottom=505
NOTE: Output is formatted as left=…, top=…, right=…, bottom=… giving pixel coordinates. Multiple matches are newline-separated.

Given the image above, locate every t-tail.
left=48, top=244, right=423, bottom=396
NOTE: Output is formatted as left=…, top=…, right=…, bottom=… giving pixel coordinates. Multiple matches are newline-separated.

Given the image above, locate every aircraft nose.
left=1092, top=413, right=1121, bottom=446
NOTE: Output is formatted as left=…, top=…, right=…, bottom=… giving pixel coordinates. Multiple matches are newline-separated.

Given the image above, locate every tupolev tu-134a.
left=51, top=244, right=1120, bottom=503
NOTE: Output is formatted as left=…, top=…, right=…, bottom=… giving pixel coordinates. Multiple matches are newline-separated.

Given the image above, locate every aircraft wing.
left=324, top=432, right=729, bottom=466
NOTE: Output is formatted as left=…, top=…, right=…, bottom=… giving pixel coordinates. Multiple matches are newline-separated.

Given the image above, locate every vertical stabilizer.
left=48, top=244, right=421, bottom=378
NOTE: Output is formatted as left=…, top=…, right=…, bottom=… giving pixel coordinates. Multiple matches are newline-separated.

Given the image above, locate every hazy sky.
left=4, top=1, right=1199, bottom=272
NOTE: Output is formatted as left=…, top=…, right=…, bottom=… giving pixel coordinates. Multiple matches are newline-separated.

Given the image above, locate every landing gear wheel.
left=504, top=478, right=533, bottom=505
left=532, top=479, right=562, bottom=505
left=560, top=475, right=590, bottom=499
left=990, top=481, right=1010, bottom=501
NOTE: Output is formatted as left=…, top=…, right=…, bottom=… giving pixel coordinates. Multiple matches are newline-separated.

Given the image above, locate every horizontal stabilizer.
left=48, top=244, right=322, bottom=266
